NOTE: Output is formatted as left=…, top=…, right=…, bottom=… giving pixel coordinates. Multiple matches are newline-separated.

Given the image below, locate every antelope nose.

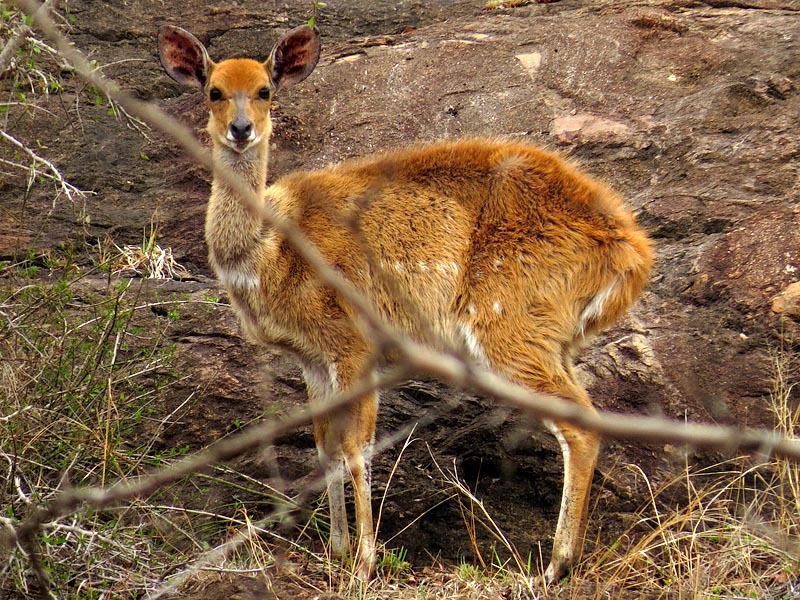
left=229, top=117, right=253, bottom=142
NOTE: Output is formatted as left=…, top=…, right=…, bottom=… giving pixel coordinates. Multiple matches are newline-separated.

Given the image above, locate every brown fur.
left=159, top=25, right=653, bottom=584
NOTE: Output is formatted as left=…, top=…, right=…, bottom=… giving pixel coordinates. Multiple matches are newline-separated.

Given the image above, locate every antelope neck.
left=206, top=140, right=270, bottom=269
left=212, top=141, right=269, bottom=198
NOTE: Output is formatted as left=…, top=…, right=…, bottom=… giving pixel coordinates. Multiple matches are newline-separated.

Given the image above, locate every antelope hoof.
left=355, top=544, right=376, bottom=582
left=544, top=558, right=569, bottom=586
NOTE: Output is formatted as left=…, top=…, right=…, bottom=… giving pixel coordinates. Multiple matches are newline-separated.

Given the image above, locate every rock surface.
left=2, top=0, right=800, bottom=593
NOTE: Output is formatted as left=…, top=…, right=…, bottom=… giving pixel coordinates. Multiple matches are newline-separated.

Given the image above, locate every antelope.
left=158, top=23, right=653, bottom=584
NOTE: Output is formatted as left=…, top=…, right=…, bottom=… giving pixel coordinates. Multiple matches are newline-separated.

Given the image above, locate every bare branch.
left=0, top=0, right=58, bottom=74
left=4, top=365, right=411, bottom=542
left=0, top=130, right=92, bottom=206
left=9, top=0, right=800, bottom=593
left=12, top=0, right=800, bottom=474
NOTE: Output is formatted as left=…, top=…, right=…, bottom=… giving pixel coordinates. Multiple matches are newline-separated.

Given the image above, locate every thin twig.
left=0, top=0, right=57, bottom=74
left=13, top=0, right=800, bottom=460
left=9, top=0, right=800, bottom=596
left=4, top=365, right=411, bottom=538
left=0, top=130, right=92, bottom=206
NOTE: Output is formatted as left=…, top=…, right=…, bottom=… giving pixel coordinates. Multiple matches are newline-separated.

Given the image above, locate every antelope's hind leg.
left=544, top=415, right=599, bottom=584
left=481, top=330, right=600, bottom=584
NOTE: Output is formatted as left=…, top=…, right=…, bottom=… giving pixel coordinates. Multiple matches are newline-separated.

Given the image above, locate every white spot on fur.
left=517, top=252, right=534, bottom=266
left=394, top=262, right=405, bottom=273
left=418, top=261, right=429, bottom=272
left=578, top=278, right=618, bottom=335
left=328, top=363, right=339, bottom=391
left=217, top=267, right=260, bottom=290
left=468, top=304, right=477, bottom=316
left=493, top=301, right=503, bottom=315
left=493, top=257, right=503, bottom=269
left=458, top=322, right=487, bottom=364
left=303, top=363, right=334, bottom=402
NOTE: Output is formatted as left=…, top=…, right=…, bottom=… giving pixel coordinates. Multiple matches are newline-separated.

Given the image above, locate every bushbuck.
left=158, top=23, right=652, bottom=584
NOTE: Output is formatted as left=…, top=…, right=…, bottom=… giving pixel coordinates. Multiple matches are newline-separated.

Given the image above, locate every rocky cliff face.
left=2, top=0, right=799, bottom=575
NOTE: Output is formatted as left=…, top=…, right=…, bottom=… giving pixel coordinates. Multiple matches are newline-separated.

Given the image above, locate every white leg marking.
left=308, top=365, right=348, bottom=554
left=578, top=277, right=619, bottom=335
left=458, top=322, right=488, bottom=365
left=544, top=419, right=575, bottom=556
left=356, top=445, right=375, bottom=563
left=303, top=363, right=334, bottom=403
left=320, top=450, right=349, bottom=556
left=327, top=363, right=338, bottom=391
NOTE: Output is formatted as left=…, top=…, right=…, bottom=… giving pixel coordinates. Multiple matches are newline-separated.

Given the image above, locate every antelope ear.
left=268, top=25, right=321, bottom=90
left=158, top=25, right=212, bottom=89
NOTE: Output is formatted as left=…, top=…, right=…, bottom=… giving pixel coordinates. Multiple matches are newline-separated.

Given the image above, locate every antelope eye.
left=209, top=88, right=223, bottom=102
left=258, top=87, right=271, bottom=100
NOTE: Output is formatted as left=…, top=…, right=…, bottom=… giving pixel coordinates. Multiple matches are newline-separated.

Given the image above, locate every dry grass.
left=2, top=4, right=799, bottom=594
left=0, top=252, right=310, bottom=598
left=105, top=215, right=188, bottom=280
left=2, top=254, right=798, bottom=599
left=563, top=354, right=800, bottom=599
left=112, top=242, right=186, bottom=280
left=0, top=260, right=182, bottom=597
left=4, top=271, right=798, bottom=599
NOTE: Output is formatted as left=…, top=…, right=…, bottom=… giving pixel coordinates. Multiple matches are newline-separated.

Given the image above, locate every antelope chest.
left=213, top=264, right=285, bottom=342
